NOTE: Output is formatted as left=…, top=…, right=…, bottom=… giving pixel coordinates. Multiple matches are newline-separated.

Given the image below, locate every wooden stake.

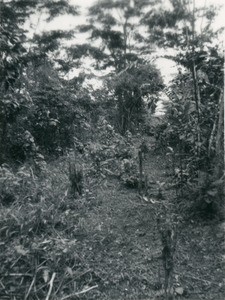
left=138, top=149, right=143, bottom=194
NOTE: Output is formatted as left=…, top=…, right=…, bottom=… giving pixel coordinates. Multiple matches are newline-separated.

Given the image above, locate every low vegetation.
left=0, top=0, right=224, bottom=299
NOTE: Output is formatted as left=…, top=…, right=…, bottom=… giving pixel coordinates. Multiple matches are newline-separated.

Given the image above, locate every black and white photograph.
left=0, top=0, right=224, bottom=299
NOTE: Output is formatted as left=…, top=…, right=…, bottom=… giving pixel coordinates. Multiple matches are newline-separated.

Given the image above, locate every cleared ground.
left=0, top=137, right=224, bottom=299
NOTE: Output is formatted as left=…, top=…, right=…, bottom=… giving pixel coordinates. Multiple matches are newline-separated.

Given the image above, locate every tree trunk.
left=0, top=99, right=7, bottom=165
left=117, top=93, right=125, bottom=134
left=214, top=90, right=224, bottom=181
left=138, top=149, right=143, bottom=195
left=190, top=0, right=201, bottom=156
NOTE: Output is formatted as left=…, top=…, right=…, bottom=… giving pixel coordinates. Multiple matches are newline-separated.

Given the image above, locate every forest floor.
left=0, top=136, right=224, bottom=300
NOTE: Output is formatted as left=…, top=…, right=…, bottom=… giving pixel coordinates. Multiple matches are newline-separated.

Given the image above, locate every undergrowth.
left=0, top=125, right=224, bottom=299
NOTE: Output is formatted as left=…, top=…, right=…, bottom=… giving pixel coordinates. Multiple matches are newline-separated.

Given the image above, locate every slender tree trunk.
left=117, top=93, right=125, bottom=134
left=191, top=62, right=201, bottom=123
left=191, top=61, right=201, bottom=156
left=0, top=1, right=6, bottom=164
left=191, top=0, right=201, bottom=156
left=0, top=93, right=7, bottom=165
left=138, top=149, right=143, bottom=194
left=123, top=18, right=128, bottom=68
left=214, top=90, right=224, bottom=181
left=208, top=117, right=217, bottom=157
left=212, top=90, right=224, bottom=212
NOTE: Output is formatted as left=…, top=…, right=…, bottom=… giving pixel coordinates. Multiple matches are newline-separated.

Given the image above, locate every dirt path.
left=66, top=138, right=225, bottom=300
left=1, top=136, right=224, bottom=299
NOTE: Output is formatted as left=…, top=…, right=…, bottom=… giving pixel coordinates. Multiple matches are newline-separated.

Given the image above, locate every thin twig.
left=45, top=272, right=56, bottom=300
left=61, top=285, right=98, bottom=300
left=30, top=166, right=35, bottom=180
left=24, top=274, right=36, bottom=300
left=0, top=279, right=6, bottom=289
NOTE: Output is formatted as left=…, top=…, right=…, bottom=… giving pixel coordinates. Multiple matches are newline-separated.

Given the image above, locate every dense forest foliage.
left=0, top=0, right=224, bottom=299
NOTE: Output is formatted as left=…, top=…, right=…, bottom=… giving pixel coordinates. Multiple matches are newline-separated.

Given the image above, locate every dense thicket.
left=0, top=0, right=223, bottom=207
left=0, top=1, right=224, bottom=299
left=0, top=0, right=81, bottom=163
left=143, top=0, right=224, bottom=214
